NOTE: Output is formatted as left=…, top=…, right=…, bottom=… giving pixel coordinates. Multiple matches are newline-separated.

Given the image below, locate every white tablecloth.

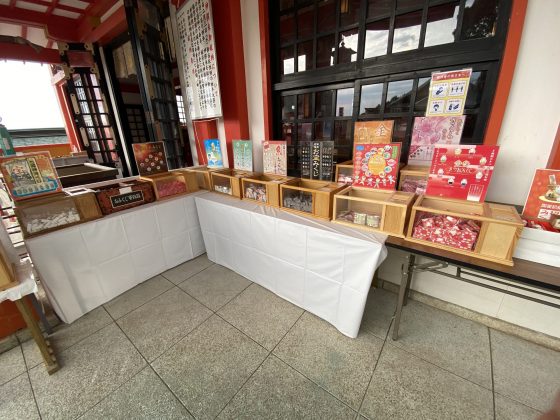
left=26, top=193, right=206, bottom=323
left=0, top=262, right=37, bottom=302
left=195, top=193, right=388, bottom=338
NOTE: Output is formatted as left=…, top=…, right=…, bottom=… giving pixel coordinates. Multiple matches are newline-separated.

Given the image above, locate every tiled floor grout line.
left=386, top=338, right=494, bottom=393
left=212, top=281, right=254, bottom=314
left=354, top=319, right=394, bottom=420
left=212, top=310, right=307, bottom=419
left=161, top=261, right=215, bottom=285
left=493, top=391, right=544, bottom=414
left=108, top=320, right=198, bottom=420
left=488, top=328, right=497, bottom=420
left=21, top=341, right=43, bottom=420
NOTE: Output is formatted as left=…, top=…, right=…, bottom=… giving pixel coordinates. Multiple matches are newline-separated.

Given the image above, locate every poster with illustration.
left=0, top=152, right=62, bottom=201
left=204, top=139, right=224, bottom=168
left=132, top=142, right=168, bottom=176
left=233, top=140, right=253, bottom=171
left=353, top=121, right=394, bottom=151
left=522, top=169, right=560, bottom=223
left=426, top=69, right=472, bottom=117
left=408, top=116, right=465, bottom=166
left=263, top=140, right=287, bottom=175
left=425, top=145, right=499, bottom=202
left=353, top=143, right=401, bottom=190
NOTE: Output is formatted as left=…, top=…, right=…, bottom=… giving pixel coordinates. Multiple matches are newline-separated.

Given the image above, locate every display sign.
left=425, top=145, right=499, bottom=202
left=263, top=140, right=287, bottom=175
left=110, top=190, right=145, bottom=208
left=408, top=116, right=465, bottom=166
left=353, top=143, right=401, bottom=190
left=176, top=0, right=223, bottom=120
left=0, top=152, right=62, bottom=201
left=204, top=139, right=224, bottom=168
left=426, top=69, right=472, bottom=117
left=233, top=140, right=253, bottom=171
left=132, top=142, right=168, bottom=176
left=354, top=121, right=394, bottom=146
left=300, top=141, right=334, bottom=181
left=522, top=169, right=560, bottom=222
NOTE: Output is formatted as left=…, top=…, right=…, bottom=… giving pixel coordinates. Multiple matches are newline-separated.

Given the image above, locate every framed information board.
left=176, top=0, right=223, bottom=120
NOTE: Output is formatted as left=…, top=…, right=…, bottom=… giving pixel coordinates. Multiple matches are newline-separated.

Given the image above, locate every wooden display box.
left=91, top=179, right=156, bottom=215
left=280, top=179, right=346, bottom=220
left=398, top=165, right=429, bottom=193
left=0, top=244, right=16, bottom=291
left=211, top=169, right=257, bottom=198
left=406, top=195, right=524, bottom=265
left=241, top=174, right=298, bottom=207
left=15, top=191, right=102, bottom=238
left=333, top=187, right=415, bottom=237
left=178, top=166, right=228, bottom=190
left=140, top=171, right=199, bottom=201
left=335, top=160, right=353, bottom=184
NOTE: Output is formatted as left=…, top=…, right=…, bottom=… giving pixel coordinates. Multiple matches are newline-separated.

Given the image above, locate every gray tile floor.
left=1, top=254, right=559, bottom=419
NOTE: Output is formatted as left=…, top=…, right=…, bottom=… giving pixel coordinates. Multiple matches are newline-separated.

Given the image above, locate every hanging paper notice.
left=425, top=145, right=499, bottom=202
left=233, top=140, right=253, bottom=171
left=408, top=116, right=465, bottom=166
left=263, top=141, right=287, bottom=175
left=176, top=0, right=222, bottom=120
left=132, top=142, right=169, bottom=176
left=426, top=69, right=472, bottom=117
left=0, top=152, right=62, bottom=201
left=204, top=139, right=224, bottom=168
left=522, top=169, right=560, bottom=223
left=353, top=143, right=401, bottom=190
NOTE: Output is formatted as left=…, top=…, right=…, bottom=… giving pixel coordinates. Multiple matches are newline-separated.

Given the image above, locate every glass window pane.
left=280, top=14, right=295, bottom=44
left=280, top=0, right=293, bottom=11
left=315, top=121, right=333, bottom=140
left=461, top=0, right=499, bottom=40
left=334, top=120, right=352, bottom=145
left=465, top=71, right=487, bottom=109
left=368, top=0, right=392, bottom=19
left=364, top=19, right=389, bottom=59
left=338, top=28, right=359, bottom=64
left=386, top=79, right=413, bottom=113
left=461, top=114, right=478, bottom=142
left=282, top=95, right=296, bottom=120
left=425, top=2, right=460, bottom=48
left=392, top=117, right=409, bottom=142
left=393, top=11, right=422, bottom=53
left=281, top=46, right=295, bottom=75
left=297, top=5, right=314, bottom=38
left=315, top=90, right=333, bottom=117
left=317, top=0, right=336, bottom=33
left=298, top=93, right=312, bottom=119
left=335, top=88, right=354, bottom=117
left=282, top=123, right=294, bottom=145
left=339, top=0, right=361, bottom=27
left=397, top=0, right=424, bottom=10
left=297, top=41, right=313, bottom=72
left=414, top=77, right=431, bottom=112
left=360, top=83, right=383, bottom=115
left=316, top=34, right=335, bottom=68
left=298, top=123, right=313, bottom=142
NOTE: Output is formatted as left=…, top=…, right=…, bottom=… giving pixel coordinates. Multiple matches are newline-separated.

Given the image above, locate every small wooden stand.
left=139, top=171, right=199, bottom=201
left=333, top=187, right=415, bottom=237
left=405, top=195, right=524, bottom=265
left=280, top=179, right=346, bottom=220
left=335, top=160, right=353, bottom=184
left=398, top=165, right=430, bottom=191
left=241, top=174, right=298, bottom=207
left=178, top=166, right=229, bottom=190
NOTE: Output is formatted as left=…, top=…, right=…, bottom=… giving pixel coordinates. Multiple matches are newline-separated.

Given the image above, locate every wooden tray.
left=241, top=174, right=298, bottom=207
left=211, top=169, right=257, bottom=198
left=335, top=160, right=353, bottom=184
left=280, top=179, right=346, bottom=220
left=178, top=166, right=228, bottom=190
left=140, top=171, right=198, bottom=201
left=333, top=187, right=415, bottom=237
left=405, top=195, right=524, bottom=265
left=398, top=164, right=429, bottom=192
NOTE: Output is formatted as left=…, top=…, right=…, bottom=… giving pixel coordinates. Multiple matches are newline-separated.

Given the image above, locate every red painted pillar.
left=54, top=82, right=81, bottom=153
left=212, top=0, right=249, bottom=165
left=193, top=120, right=219, bottom=165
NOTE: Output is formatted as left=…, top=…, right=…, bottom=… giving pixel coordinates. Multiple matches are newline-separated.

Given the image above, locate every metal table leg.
left=392, top=253, right=415, bottom=341
left=14, top=298, right=59, bottom=374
